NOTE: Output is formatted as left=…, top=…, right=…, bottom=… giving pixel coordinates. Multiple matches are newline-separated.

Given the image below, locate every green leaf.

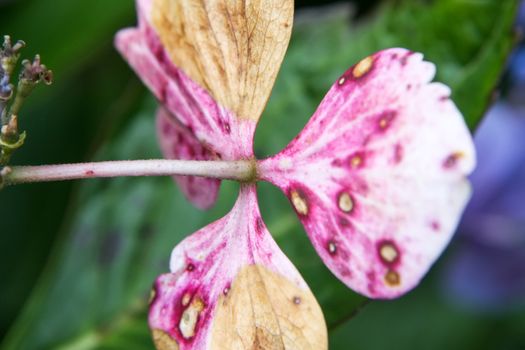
left=328, top=278, right=525, bottom=350
left=1, top=0, right=135, bottom=80
left=0, top=0, right=141, bottom=333
left=257, top=0, right=518, bottom=155
left=365, top=0, right=519, bottom=130
left=3, top=1, right=518, bottom=349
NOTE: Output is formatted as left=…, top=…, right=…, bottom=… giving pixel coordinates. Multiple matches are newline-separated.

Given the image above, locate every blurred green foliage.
left=0, top=0, right=520, bottom=349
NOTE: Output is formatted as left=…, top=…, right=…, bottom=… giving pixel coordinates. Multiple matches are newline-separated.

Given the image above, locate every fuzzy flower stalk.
left=115, top=0, right=476, bottom=349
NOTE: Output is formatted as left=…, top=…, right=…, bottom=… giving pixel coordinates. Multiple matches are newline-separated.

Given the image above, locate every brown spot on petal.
left=327, top=241, right=337, bottom=255
left=353, top=56, right=374, bottom=78
left=378, top=240, right=400, bottom=265
left=385, top=270, right=401, bottom=286
left=349, top=152, right=365, bottom=169
left=377, top=111, right=396, bottom=131
left=443, top=152, right=464, bottom=169
left=152, top=329, right=179, bottom=350
left=181, top=293, right=191, bottom=307
left=351, top=156, right=363, bottom=168
left=211, top=265, right=327, bottom=349
left=338, top=192, right=354, bottom=213
left=179, top=297, right=205, bottom=339
left=290, top=189, right=309, bottom=216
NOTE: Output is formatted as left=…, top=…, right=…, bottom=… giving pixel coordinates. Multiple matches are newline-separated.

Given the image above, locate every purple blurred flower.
left=443, top=102, right=525, bottom=311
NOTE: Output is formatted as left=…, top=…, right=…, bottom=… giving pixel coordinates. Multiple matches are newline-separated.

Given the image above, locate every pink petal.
left=115, top=1, right=257, bottom=208
left=115, top=3, right=256, bottom=158
left=149, top=185, right=327, bottom=349
left=259, top=48, right=476, bottom=299
left=156, top=107, right=220, bottom=210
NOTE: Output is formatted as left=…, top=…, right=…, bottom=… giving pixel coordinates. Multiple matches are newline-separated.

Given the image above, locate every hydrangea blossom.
left=116, top=0, right=475, bottom=348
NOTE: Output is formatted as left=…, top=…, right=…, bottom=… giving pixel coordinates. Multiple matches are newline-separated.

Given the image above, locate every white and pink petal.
left=149, top=185, right=327, bottom=349
left=115, top=9, right=256, bottom=160
left=259, top=48, right=476, bottom=299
